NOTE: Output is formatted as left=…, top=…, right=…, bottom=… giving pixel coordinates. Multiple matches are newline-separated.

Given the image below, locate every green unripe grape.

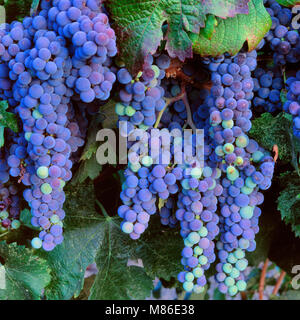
left=60, top=180, right=66, bottom=189
left=149, top=78, right=158, bottom=88
left=245, top=176, right=257, bottom=188
left=188, top=232, right=200, bottom=244
left=223, top=143, right=234, bottom=154
left=0, top=226, right=6, bottom=233
left=194, top=246, right=203, bottom=256
left=151, top=65, right=160, bottom=78
left=32, top=109, right=43, bottom=119
left=235, top=258, right=248, bottom=271
left=240, top=206, right=254, bottom=219
left=234, top=156, right=244, bottom=166
left=230, top=268, right=240, bottom=279
left=222, top=120, right=234, bottom=129
left=227, top=253, right=237, bottom=264
left=198, top=255, right=208, bottom=265
left=239, top=238, right=250, bottom=250
left=193, top=285, right=205, bottom=294
left=193, top=267, right=204, bottom=278
left=191, top=167, right=202, bottom=179
left=139, top=124, right=149, bottom=130
left=241, top=186, right=253, bottom=195
left=183, top=281, right=194, bottom=292
left=129, top=162, right=141, bottom=172
left=11, top=220, right=21, bottom=229
left=56, top=221, right=63, bottom=227
left=121, top=221, right=134, bottom=234
left=226, top=166, right=239, bottom=181
left=235, top=135, right=249, bottom=148
left=236, top=280, right=247, bottom=292
left=25, top=132, right=32, bottom=141
left=50, top=214, right=60, bottom=224
left=184, top=238, right=193, bottom=247
left=215, top=145, right=225, bottom=157
left=252, top=151, right=264, bottom=162
left=185, top=272, right=194, bottom=282
left=41, top=183, right=52, bottom=195
left=199, top=226, right=208, bottom=237
left=37, top=166, right=49, bottom=179
left=125, top=106, right=136, bottom=117
left=181, top=179, right=190, bottom=190
left=223, top=263, right=233, bottom=274
left=31, top=237, right=42, bottom=249
left=141, top=156, right=153, bottom=167
left=115, top=103, right=126, bottom=116
left=228, top=285, right=238, bottom=296
left=234, top=249, right=245, bottom=259
left=225, top=277, right=235, bottom=287
left=0, top=211, right=9, bottom=219
left=208, top=179, right=216, bottom=191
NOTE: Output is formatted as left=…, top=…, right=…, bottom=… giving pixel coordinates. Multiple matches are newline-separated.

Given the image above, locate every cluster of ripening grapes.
left=0, top=0, right=117, bottom=251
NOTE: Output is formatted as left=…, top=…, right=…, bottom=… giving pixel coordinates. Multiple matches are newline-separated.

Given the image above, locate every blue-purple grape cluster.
left=0, top=0, right=117, bottom=251
left=116, top=54, right=170, bottom=129
left=264, top=0, right=300, bottom=65
left=283, top=73, right=300, bottom=139
left=253, top=67, right=283, bottom=113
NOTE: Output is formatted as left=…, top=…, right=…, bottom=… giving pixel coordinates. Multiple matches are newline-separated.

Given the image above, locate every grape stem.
left=180, top=84, right=197, bottom=133
left=259, top=258, right=269, bottom=300
left=154, top=84, right=197, bottom=132
left=272, top=270, right=286, bottom=296
left=154, top=90, right=185, bottom=129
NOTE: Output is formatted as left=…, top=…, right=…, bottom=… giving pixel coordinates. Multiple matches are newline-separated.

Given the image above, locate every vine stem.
left=259, top=258, right=269, bottom=300
left=272, top=270, right=286, bottom=296
left=0, top=231, right=9, bottom=239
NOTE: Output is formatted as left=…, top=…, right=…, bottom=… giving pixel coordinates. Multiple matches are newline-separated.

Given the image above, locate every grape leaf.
left=89, top=203, right=153, bottom=300
left=191, top=0, right=271, bottom=57
left=250, top=112, right=300, bottom=168
left=0, top=101, right=18, bottom=148
left=132, top=217, right=183, bottom=281
left=40, top=181, right=104, bottom=300
left=275, top=0, right=300, bottom=6
left=277, top=173, right=300, bottom=238
left=0, top=242, right=51, bottom=300
left=107, top=0, right=251, bottom=74
left=20, top=208, right=40, bottom=230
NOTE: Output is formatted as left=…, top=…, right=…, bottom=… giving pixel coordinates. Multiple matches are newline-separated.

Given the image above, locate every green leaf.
left=99, top=99, right=118, bottom=129
left=72, top=156, right=102, bottom=184
left=278, top=173, right=300, bottom=238
left=89, top=203, right=153, bottom=300
left=107, top=0, right=250, bottom=74
left=250, top=112, right=300, bottom=167
left=0, top=242, right=51, bottom=300
left=191, top=0, right=271, bottom=57
left=0, top=101, right=18, bottom=148
left=275, top=0, right=300, bottom=6
left=20, top=209, right=40, bottom=230
left=132, top=217, right=183, bottom=281
left=273, top=290, right=300, bottom=300
left=41, top=181, right=104, bottom=300
left=200, top=14, right=218, bottom=40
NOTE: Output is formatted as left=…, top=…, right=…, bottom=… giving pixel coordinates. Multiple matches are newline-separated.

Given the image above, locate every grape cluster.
left=0, top=0, right=117, bottom=251
left=115, top=49, right=275, bottom=296
left=264, top=0, right=300, bottom=65
left=283, top=73, right=300, bottom=139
